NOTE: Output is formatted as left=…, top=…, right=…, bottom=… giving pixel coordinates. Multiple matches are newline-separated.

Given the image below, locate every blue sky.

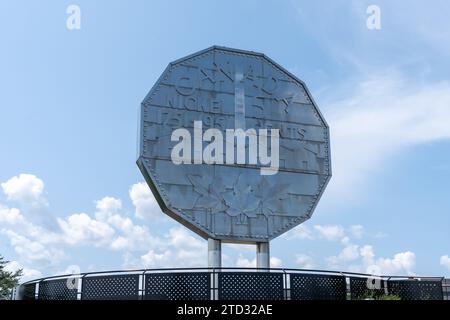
left=1, top=0, right=450, bottom=280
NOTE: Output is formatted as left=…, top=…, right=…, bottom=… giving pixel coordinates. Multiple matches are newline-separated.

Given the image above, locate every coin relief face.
left=138, top=46, right=331, bottom=243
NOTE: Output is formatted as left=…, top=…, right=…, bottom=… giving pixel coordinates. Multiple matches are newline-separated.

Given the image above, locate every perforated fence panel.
left=218, top=272, right=284, bottom=300
left=387, top=279, right=443, bottom=300
left=22, top=283, right=36, bottom=300
left=144, top=272, right=210, bottom=300
left=81, top=274, right=140, bottom=300
left=349, top=277, right=386, bottom=300
left=38, top=279, right=78, bottom=300
left=290, top=274, right=347, bottom=300
left=17, top=270, right=445, bottom=300
left=443, top=279, right=450, bottom=300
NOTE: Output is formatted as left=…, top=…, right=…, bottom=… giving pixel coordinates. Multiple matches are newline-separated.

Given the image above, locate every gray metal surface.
left=137, top=46, right=331, bottom=243
left=208, top=238, right=221, bottom=268
left=256, top=242, right=270, bottom=269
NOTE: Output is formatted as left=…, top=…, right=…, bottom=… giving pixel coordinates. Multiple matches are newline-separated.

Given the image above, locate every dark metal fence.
left=14, top=268, right=445, bottom=300
left=443, top=279, right=450, bottom=300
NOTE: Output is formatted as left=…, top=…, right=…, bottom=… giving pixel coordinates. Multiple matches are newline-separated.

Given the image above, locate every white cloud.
left=95, top=196, right=157, bottom=251
left=95, top=196, right=122, bottom=221
left=138, top=227, right=206, bottom=268
left=109, top=221, right=154, bottom=251
left=57, top=213, right=115, bottom=246
left=129, top=182, right=160, bottom=219
left=355, top=245, right=416, bottom=275
left=1, top=174, right=48, bottom=208
left=270, top=257, right=282, bottom=268
left=235, top=255, right=282, bottom=268
left=0, top=205, right=25, bottom=225
left=324, top=73, right=450, bottom=201
left=283, top=224, right=314, bottom=240
left=314, top=225, right=345, bottom=241
left=440, top=255, right=450, bottom=271
left=360, top=245, right=375, bottom=266
left=0, top=203, right=60, bottom=245
left=54, top=265, right=81, bottom=276
left=55, top=196, right=160, bottom=252
left=373, top=251, right=416, bottom=276
left=110, top=236, right=131, bottom=251
left=5, top=260, right=42, bottom=282
left=224, top=243, right=255, bottom=252
left=1, top=174, right=58, bottom=230
left=141, top=249, right=173, bottom=267
left=324, top=240, right=416, bottom=276
left=1, top=183, right=170, bottom=276
left=167, top=227, right=205, bottom=265
left=327, top=244, right=360, bottom=268
left=340, top=236, right=350, bottom=245
left=236, top=255, right=255, bottom=268
left=1, top=229, right=65, bottom=266
left=295, top=254, right=315, bottom=269
left=349, top=225, right=364, bottom=239
left=339, top=244, right=360, bottom=261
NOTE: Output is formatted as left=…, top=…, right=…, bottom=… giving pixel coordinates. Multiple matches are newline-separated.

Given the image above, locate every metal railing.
left=13, top=267, right=445, bottom=300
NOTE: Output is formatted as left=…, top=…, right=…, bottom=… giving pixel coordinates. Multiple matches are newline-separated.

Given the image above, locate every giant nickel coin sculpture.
left=137, top=46, right=331, bottom=266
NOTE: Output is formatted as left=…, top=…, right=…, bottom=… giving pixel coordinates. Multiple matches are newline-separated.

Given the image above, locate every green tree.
left=0, top=255, right=23, bottom=299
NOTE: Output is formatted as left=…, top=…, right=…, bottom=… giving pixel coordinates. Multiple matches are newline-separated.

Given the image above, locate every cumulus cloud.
left=5, top=260, right=42, bottom=282
left=235, top=255, right=282, bottom=268
left=349, top=225, right=364, bottom=239
left=138, top=227, right=205, bottom=268
left=57, top=213, right=115, bottom=246
left=364, top=250, right=416, bottom=276
left=295, top=254, right=315, bottom=269
left=235, top=255, right=255, bottom=268
left=141, top=249, right=173, bottom=267
left=327, top=244, right=360, bottom=266
left=1, top=173, right=58, bottom=230
left=0, top=176, right=181, bottom=277
left=1, top=174, right=48, bottom=208
left=270, top=257, right=283, bottom=268
left=95, top=196, right=122, bottom=221
left=439, top=255, right=450, bottom=271
left=314, top=225, right=345, bottom=241
left=1, top=229, right=65, bottom=267
left=326, top=242, right=416, bottom=276
left=0, top=205, right=25, bottom=225
left=129, top=182, right=160, bottom=219
left=44, top=195, right=162, bottom=253
left=96, top=196, right=160, bottom=251
left=283, top=224, right=314, bottom=240
left=0, top=203, right=60, bottom=245
left=360, top=245, right=375, bottom=266
left=375, top=251, right=416, bottom=275
left=166, top=227, right=205, bottom=265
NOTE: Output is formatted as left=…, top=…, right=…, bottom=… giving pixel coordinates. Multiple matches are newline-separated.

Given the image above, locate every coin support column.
left=208, top=238, right=222, bottom=268
left=256, top=242, right=270, bottom=269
